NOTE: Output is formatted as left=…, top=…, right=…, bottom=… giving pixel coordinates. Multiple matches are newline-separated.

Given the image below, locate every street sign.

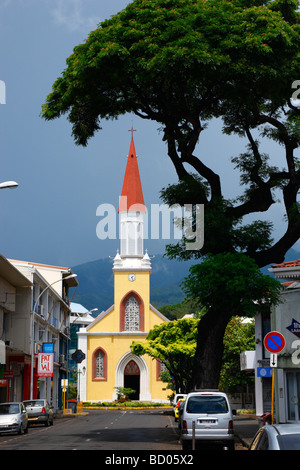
left=61, top=379, right=68, bottom=389
left=42, top=342, right=54, bottom=353
left=257, top=367, right=272, bottom=378
left=71, top=349, right=85, bottom=364
left=270, top=353, right=277, bottom=368
left=264, top=331, right=285, bottom=354
left=37, top=353, right=54, bottom=377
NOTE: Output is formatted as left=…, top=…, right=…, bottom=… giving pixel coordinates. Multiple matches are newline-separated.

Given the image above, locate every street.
left=0, top=409, right=249, bottom=451
left=0, top=409, right=181, bottom=451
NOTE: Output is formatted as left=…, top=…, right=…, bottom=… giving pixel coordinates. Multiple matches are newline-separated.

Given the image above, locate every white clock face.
left=128, top=274, right=136, bottom=281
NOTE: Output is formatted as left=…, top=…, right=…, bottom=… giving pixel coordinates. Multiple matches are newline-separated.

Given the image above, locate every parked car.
left=23, top=399, right=54, bottom=427
left=180, top=391, right=234, bottom=450
left=249, top=423, right=300, bottom=450
left=175, top=398, right=186, bottom=422
left=177, top=399, right=186, bottom=430
left=172, top=394, right=187, bottom=415
left=0, top=402, right=28, bottom=435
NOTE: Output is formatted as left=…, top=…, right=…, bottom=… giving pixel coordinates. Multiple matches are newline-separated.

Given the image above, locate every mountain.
left=71, top=247, right=300, bottom=315
left=71, top=254, right=195, bottom=314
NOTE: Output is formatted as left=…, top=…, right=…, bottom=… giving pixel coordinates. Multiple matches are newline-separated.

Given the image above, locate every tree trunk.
left=192, top=309, right=231, bottom=390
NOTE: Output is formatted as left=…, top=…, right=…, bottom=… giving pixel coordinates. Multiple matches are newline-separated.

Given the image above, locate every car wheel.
left=24, top=424, right=28, bottom=434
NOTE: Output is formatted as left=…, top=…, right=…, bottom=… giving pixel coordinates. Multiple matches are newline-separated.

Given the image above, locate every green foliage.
left=219, top=317, right=255, bottom=393
left=114, top=387, right=136, bottom=400
left=182, top=252, right=283, bottom=317
left=42, top=0, right=300, bottom=267
left=159, top=298, right=205, bottom=320
left=42, top=0, right=300, bottom=145
left=131, top=318, right=199, bottom=392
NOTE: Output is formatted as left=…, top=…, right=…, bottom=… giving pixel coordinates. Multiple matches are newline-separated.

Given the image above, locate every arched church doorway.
left=124, top=360, right=140, bottom=400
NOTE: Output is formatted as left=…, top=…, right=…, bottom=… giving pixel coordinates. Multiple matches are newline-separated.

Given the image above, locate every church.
left=78, top=135, right=170, bottom=403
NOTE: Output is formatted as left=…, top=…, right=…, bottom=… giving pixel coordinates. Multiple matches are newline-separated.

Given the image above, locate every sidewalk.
left=234, top=415, right=259, bottom=449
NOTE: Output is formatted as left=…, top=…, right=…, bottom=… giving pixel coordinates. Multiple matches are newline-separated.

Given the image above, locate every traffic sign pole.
left=264, top=331, right=285, bottom=425
left=271, top=369, right=275, bottom=424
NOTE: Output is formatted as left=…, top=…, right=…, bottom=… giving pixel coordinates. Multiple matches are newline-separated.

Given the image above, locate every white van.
left=180, top=391, right=234, bottom=450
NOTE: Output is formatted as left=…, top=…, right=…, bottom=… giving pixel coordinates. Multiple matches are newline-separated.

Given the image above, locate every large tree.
left=42, top=0, right=300, bottom=388
left=181, top=252, right=282, bottom=388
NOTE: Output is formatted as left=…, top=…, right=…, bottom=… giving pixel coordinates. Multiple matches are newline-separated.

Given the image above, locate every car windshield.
left=25, top=400, right=44, bottom=407
left=186, top=395, right=229, bottom=414
left=0, top=404, right=20, bottom=414
left=277, top=434, right=300, bottom=450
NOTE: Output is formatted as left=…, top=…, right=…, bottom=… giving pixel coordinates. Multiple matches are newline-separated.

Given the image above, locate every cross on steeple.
left=128, top=126, right=136, bottom=139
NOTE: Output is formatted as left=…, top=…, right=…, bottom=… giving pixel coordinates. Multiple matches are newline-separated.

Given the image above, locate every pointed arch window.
left=92, top=347, right=107, bottom=381
left=120, top=291, right=144, bottom=332
left=125, top=296, right=139, bottom=331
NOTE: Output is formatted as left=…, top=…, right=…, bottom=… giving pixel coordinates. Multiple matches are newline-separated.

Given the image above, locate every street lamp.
left=30, top=273, right=77, bottom=400
left=0, top=181, right=18, bottom=189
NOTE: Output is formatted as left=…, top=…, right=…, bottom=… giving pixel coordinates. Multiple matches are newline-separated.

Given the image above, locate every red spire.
left=118, top=133, right=145, bottom=213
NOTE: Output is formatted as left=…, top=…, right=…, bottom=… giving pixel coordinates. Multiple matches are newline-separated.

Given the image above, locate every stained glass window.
left=124, top=360, right=140, bottom=375
left=95, top=350, right=104, bottom=378
left=124, top=296, right=139, bottom=331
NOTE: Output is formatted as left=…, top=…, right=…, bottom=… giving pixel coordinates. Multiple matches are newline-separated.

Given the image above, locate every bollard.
left=192, top=421, right=195, bottom=450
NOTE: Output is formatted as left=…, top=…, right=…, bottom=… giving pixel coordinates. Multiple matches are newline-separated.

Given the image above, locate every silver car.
left=180, top=391, right=234, bottom=450
left=250, top=423, right=300, bottom=450
left=0, top=402, right=28, bottom=435
left=24, top=399, right=54, bottom=426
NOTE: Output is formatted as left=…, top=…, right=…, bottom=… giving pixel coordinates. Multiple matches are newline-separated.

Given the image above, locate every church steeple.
left=114, top=132, right=150, bottom=268
left=118, top=131, right=145, bottom=213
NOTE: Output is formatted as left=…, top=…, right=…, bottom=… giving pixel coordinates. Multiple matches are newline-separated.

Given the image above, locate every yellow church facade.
left=78, top=135, right=170, bottom=403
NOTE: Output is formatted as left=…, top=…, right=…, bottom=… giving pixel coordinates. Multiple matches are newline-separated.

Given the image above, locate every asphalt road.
left=0, top=409, right=249, bottom=453
left=0, top=409, right=181, bottom=451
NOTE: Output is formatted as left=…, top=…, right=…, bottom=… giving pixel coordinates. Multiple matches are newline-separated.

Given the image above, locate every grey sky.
left=0, top=0, right=296, bottom=268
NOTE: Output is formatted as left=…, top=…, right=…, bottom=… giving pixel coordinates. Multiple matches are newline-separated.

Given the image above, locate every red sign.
left=37, top=353, right=54, bottom=377
left=264, top=331, right=285, bottom=354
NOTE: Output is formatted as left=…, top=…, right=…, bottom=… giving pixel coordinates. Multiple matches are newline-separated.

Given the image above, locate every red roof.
left=118, top=136, right=145, bottom=213
left=272, top=259, right=300, bottom=268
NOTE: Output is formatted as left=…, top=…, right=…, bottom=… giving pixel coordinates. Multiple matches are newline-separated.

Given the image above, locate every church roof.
left=118, top=134, right=145, bottom=213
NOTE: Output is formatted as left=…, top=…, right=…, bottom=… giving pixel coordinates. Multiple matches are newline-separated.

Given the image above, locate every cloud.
left=51, top=0, right=100, bottom=33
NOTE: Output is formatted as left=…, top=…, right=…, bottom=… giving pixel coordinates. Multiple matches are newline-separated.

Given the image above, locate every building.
left=0, top=255, right=32, bottom=402
left=243, top=259, right=300, bottom=423
left=78, top=135, right=170, bottom=403
left=8, top=259, right=78, bottom=410
left=69, top=302, right=95, bottom=393
left=268, top=260, right=300, bottom=423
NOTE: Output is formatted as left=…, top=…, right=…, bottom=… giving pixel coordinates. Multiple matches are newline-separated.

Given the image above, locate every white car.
left=24, top=399, right=54, bottom=426
left=0, top=402, right=28, bottom=435
left=180, top=391, right=234, bottom=450
left=172, top=394, right=187, bottom=415
left=250, top=424, right=300, bottom=450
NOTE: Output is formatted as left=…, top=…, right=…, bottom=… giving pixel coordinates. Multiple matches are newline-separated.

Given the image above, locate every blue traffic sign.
left=257, top=367, right=272, bottom=378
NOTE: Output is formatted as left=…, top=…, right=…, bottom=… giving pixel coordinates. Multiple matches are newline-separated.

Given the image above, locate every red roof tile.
left=272, top=259, right=300, bottom=268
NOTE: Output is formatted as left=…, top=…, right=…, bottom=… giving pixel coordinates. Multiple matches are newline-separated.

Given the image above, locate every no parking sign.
left=264, top=331, right=285, bottom=354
